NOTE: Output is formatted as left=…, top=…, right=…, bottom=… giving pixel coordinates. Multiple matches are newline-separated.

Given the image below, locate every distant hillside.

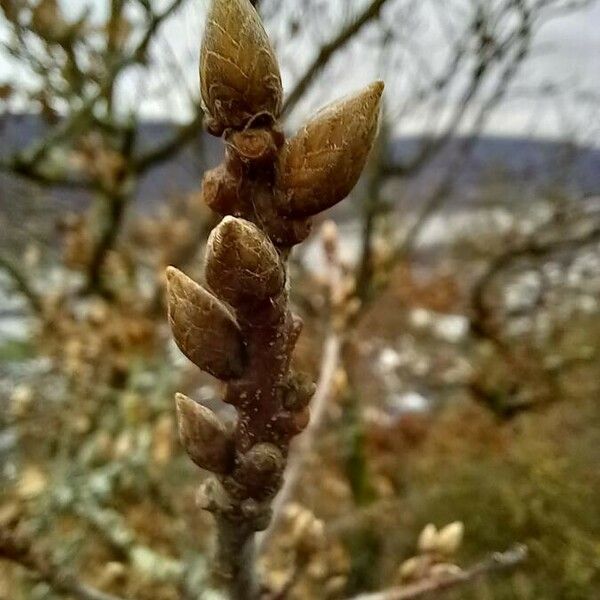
left=389, top=135, right=600, bottom=202
left=1, top=114, right=599, bottom=221
left=0, top=113, right=222, bottom=216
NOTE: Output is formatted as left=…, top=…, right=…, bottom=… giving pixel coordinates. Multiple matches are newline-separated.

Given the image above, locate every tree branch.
left=0, top=253, right=43, bottom=315
left=347, top=545, right=528, bottom=600
left=471, top=220, right=600, bottom=340
left=132, top=0, right=186, bottom=64
left=0, top=529, right=128, bottom=600
left=0, top=0, right=186, bottom=191
left=133, top=108, right=204, bottom=174
left=382, top=0, right=531, bottom=180
left=396, top=5, right=532, bottom=255
left=282, top=0, right=391, bottom=116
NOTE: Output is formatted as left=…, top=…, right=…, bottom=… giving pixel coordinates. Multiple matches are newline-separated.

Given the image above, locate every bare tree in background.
left=0, top=0, right=202, bottom=296
left=1, top=0, right=594, bottom=303
left=0, top=1, right=598, bottom=599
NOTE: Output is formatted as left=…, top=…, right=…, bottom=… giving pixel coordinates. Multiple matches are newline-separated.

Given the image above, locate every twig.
left=260, top=221, right=350, bottom=553
left=472, top=221, right=600, bottom=331
left=0, top=0, right=185, bottom=191
left=382, top=1, right=531, bottom=181
left=468, top=218, right=600, bottom=414
left=133, top=108, right=204, bottom=174
left=74, top=499, right=185, bottom=583
left=0, top=253, right=43, bottom=315
left=169, top=3, right=383, bottom=597
left=0, top=529, right=127, bottom=600
left=396, top=10, right=531, bottom=256
left=132, top=0, right=187, bottom=63
left=282, top=0, right=391, bottom=116
left=347, top=545, right=528, bottom=600
left=84, top=188, right=129, bottom=294
left=258, top=332, right=342, bottom=554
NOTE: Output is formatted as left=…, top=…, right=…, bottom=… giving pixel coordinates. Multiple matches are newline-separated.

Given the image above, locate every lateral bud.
left=201, top=165, right=240, bottom=215
left=200, top=0, right=283, bottom=134
left=234, top=443, right=285, bottom=500
left=281, top=372, right=316, bottom=411
left=277, top=81, right=384, bottom=218
left=273, top=407, right=310, bottom=439
left=166, top=267, right=245, bottom=380
left=175, top=393, right=234, bottom=474
left=205, top=217, right=285, bottom=306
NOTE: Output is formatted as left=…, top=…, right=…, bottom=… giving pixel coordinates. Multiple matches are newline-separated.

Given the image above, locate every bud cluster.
left=398, top=522, right=465, bottom=583
left=166, top=0, right=383, bottom=590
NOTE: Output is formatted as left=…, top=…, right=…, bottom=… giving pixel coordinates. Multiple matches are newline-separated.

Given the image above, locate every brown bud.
left=234, top=443, right=284, bottom=499
left=225, top=128, right=280, bottom=168
left=282, top=372, right=316, bottom=410
left=175, top=393, right=234, bottom=474
left=197, top=475, right=233, bottom=513
left=277, top=81, right=384, bottom=218
left=272, top=406, right=310, bottom=439
left=205, top=217, right=285, bottom=305
left=202, top=165, right=240, bottom=215
left=200, top=0, right=282, bottom=133
left=435, top=522, right=464, bottom=556
left=166, top=267, right=245, bottom=379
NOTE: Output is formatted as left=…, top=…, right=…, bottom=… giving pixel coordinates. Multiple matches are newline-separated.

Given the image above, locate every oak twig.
left=167, top=1, right=384, bottom=597
left=347, top=545, right=528, bottom=600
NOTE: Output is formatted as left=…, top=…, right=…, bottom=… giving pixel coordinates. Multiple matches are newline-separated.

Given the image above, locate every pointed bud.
left=435, top=522, right=464, bottom=556
left=399, top=556, right=430, bottom=582
left=278, top=81, right=384, bottom=218
left=200, top=0, right=282, bottom=134
left=235, top=443, right=284, bottom=499
left=175, top=393, right=234, bottom=474
left=418, top=523, right=438, bottom=553
left=205, top=217, right=285, bottom=306
left=166, top=267, right=245, bottom=380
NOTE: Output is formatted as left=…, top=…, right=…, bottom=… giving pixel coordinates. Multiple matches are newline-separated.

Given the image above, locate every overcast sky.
left=1, top=0, right=599, bottom=144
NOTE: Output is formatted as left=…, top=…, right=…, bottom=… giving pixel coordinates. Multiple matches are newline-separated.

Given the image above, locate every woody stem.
left=214, top=517, right=259, bottom=600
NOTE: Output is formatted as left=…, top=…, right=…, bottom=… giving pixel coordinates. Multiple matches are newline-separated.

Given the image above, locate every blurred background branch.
left=0, top=0, right=599, bottom=598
